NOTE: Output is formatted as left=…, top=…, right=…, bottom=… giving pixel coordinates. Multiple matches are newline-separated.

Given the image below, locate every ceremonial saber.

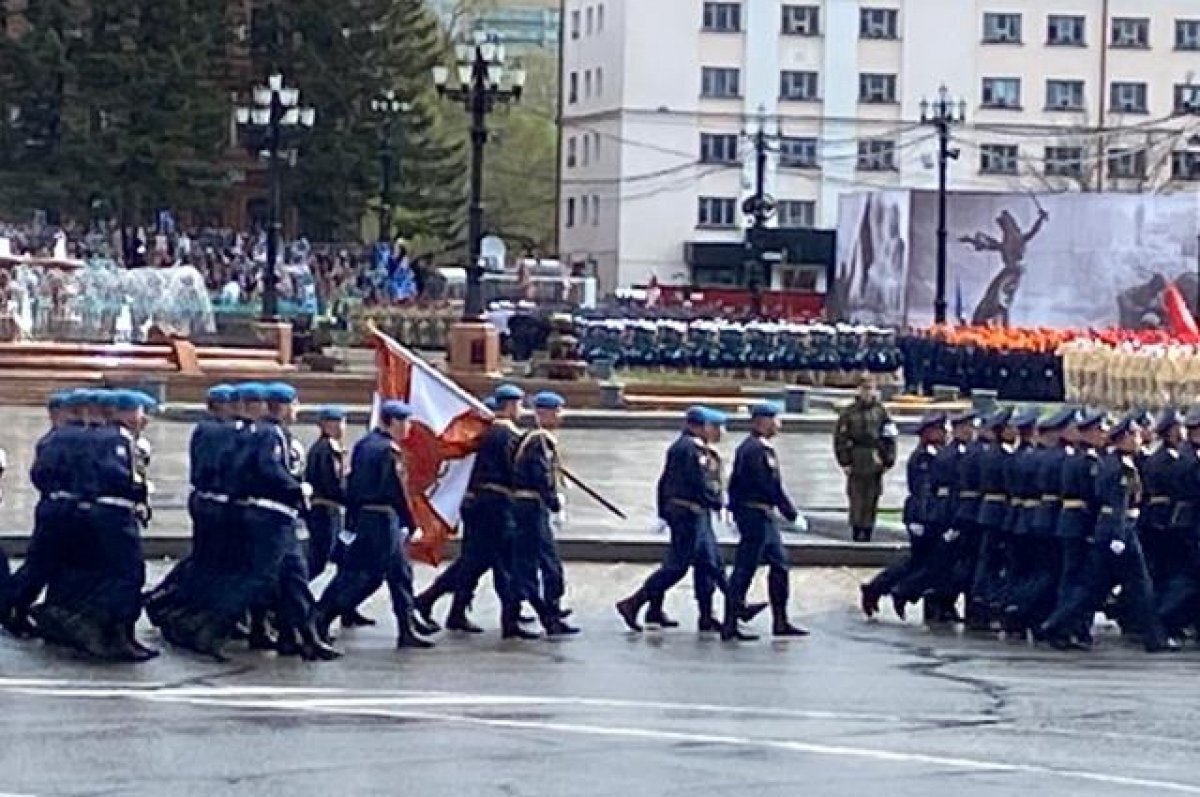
left=562, top=466, right=628, bottom=520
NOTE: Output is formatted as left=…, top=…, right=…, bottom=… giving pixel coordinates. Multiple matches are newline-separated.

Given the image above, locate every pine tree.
left=257, top=0, right=466, bottom=242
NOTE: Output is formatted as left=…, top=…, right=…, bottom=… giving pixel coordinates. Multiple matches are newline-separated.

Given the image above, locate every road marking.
left=3, top=678, right=1198, bottom=794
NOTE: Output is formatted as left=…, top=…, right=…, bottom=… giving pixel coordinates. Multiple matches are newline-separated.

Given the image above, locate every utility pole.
left=920, top=86, right=966, bottom=326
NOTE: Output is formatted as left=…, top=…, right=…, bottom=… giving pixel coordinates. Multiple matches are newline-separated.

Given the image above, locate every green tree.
left=253, top=0, right=466, bottom=242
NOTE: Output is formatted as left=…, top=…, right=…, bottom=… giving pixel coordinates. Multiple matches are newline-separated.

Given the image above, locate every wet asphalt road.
left=0, top=408, right=914, bottom=538
left=2, top=564, right=1200, bottom=797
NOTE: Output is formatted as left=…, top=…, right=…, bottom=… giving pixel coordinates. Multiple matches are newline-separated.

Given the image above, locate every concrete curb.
left=0, top=534, right=906, bottom=568
left=157, top=404, right=931, bottom=435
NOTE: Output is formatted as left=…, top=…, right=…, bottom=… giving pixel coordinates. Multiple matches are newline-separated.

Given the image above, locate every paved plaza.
left=2, top=564, right=1199, bottom=797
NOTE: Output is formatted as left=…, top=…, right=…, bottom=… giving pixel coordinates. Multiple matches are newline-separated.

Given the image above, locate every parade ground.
left=3, top=563, right=1200, bottom=797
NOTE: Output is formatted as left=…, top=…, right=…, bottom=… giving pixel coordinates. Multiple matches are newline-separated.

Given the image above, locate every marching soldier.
left=616, top=406, right=731, bottom=633
left=1136, top=409, right=1181, bottom=586
left=921, top=410, right=978, bottom=622
left=724, top=402, right=807, bottom=641
left=999, top=409, right=1042, bottom=636
left=1158, top=408, right=1200, bottom=637
left=860, top=411, right=945, bottom=620
left=508, top=391, right=578, bottom=639
left=413, top=384, right=523, bottom=634
left=834, top=376, right=897, bottom=542
left=304, top=406, right=348, bottom=584
left=968, top=408, right=1016, bottom=630
left=315, top=400, right=434, bottom=650
left=1041, top=413, right=1177, bottom=652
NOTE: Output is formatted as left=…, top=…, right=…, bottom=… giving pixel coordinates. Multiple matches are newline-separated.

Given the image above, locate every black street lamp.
left=235, top=73, right=316, bottom=321
left=371, top=89, right=411, bottom=244
left=432, top=32, right=526, bottom=320
left=920, top=86, right=966, bottom=326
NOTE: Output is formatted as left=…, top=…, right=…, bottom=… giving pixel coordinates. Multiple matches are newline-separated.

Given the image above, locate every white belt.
left=95, top=496, right=138, bottom=510
left=49, top=491, right=80, bottom=501
left=195, top=490, right=231, bottom=504
left=244, top=497, right=300, bottom=519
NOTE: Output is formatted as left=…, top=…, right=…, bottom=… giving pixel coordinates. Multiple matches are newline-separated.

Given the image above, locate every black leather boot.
left=615, top=590, right=648, bottom=632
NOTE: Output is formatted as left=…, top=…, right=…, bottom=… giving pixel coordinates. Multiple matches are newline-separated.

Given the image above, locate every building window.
left=580, top=195, right=589, bottom=226
left=1046, top=79, right=1085, bottom=111
left=594, top=132, right=602, bottom=160
left=569, top=72, right=578, bottom=104
left=782, top=5, right=820, bottom=36
left=567, top=136, right=577, bottom=167
left=1044, top=146, right=1084, bottom=177
left=571, top=9, right=580, bottom=39
left=857, top=139, right=896, bottom=171
left=597, top=4, right=604, bottom=33
left=1047, top=15, right=1086, bottom=46
left=584, top=69, right=593, bottom=98
left=1108, top=148, right=1146, bottom=179
left=699, top=133, right=740, bottom=164
left=582, top=135, right=591, bottom=165
left=566, top=197, right=576, bottom=227
left=778, top=200, right=815, bottom=229
left=592, top=194, right=600, bottom=225
left=701, top=67, right=741, bottom=98
left=1111, top=82, right=1148, bottom=114
left=596, top=67, right=604, bottom=97
left=779, top=136, right=818, bottom=168
left=1111, top=17, right=1149, bottom=48
left=982, top=13, right=1022, bottom=43
left=860, top=7, right=898, bottom=39
left=698, top=196, right=738, bottom=228
left=1176, top=20, right=1200, bottom=50
left=702, top=2, right=742, bottom=33
left=1172, top=151, right=1200, bottom=180
left=586, top=5, right=594, bottom=35
left=1175, top=84, right=1200, bottom=114
left=980, top=144, right=1018, bottom=175
left=780, top=71, right=819, bottom=101
left=859, top=73, right=897, bottom=103
left=981, top=77, right=1021, bottom=109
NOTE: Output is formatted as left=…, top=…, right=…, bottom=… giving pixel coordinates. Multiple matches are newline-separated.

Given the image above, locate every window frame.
left=982, top=12, right=1022, bottom=44
left=780, top=70, right=820, bottom=102
left=859, top=73, right=898, bottom=104
left=777, top=200, right=816, bottom=229
left=1110, top=81, right=1148, bottom=114
left=1110, top=17, right=1149, bottom=48
left=860, top=7, right=899, bottom=40
left=699, top=133, right=741, bottom=165
left=1045, top=79, right=1085, bottom=111
left=702, top=2, right=743, bottom=33
left=980, top=143, right=1019, bottom=175
left=781, top=5, right=821, bottom=36
left=701, top=66, right=742, bottom=99
left=1107, top=148, right=1147, bottom=179
left=981, top=77, right=1022, bottom=109
left=857, top=139, right=897, bottom=171
left=1047, top=14, right=1086, bottom=46
left=1044, top=146, right=1085, bottom=177
left=697, top=196, right=739, bottom=228
left=779, top=136, right=819, bottom=169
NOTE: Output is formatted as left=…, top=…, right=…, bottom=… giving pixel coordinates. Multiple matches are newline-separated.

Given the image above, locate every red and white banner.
left=370, top=327, right=492, bottom=565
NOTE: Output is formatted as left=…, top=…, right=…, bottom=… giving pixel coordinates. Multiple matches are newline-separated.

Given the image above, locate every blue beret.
left=483, top=396, right=499, bottom=411
left=1154, top=408, right=1182, bottom=435
left=750, top=402, right=782, bottom=419
left=533, top=391, right=566, bottom=410
left=1185, top=407, right=1200, bottom=430
left=237, top=382, right=267, bottom=402
left=61, top=390, right=90, bottom=408
left=986, top=407, right=1014, bottom=429
left=126, top=390, right=157, bottom=411
left=1038, top=407, right=1078, bottom=432
left=703, top=408, right=728, bottom=427
left=100, top=390, right=140, bottom=411
left=48, top=391, right=72, bottom=410
left=96, top=390, right=121, bottom=409
left=917, top=411, right=947, bottom=434
left=318, top=406, right=346, bottom=422
left=1077, top=409, right=1106, bottom=431
left=493, top=384, right=525, bottom=402
left=685, top=405, right=709, bottom=425
left=380, top=399, right=413, bottom=423
left=207, top=384, right=236, bottom=404
left=264, top=382, right=297, bottom=404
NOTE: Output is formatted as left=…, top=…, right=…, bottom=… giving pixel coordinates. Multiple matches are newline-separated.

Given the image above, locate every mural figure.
left=958, top=201, right=1049, bottom=326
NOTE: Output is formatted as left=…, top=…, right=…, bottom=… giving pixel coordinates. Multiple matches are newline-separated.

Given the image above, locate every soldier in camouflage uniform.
left=834, top=376, right=898, bottom=542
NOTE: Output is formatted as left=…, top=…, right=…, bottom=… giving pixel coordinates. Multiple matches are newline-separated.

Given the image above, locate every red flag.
left=370, top=326, right=492, bottom=565
left=1162, top=281, right=1198, bottom=341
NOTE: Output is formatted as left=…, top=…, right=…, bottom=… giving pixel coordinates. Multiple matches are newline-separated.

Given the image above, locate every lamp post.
left=235, top=73, right=316, bottom=321
left=371, top=89, right=411, bottom=244
left=920, top=86, right=966, bottom=326
left=432, top=31, right=526, bottom=320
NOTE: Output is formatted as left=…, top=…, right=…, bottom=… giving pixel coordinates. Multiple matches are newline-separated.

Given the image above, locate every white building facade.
left=560, top=0, right=1200, bottom=294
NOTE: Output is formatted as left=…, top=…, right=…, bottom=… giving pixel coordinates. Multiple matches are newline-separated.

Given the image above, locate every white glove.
left=294, top=523, right=310, bottom=541
left=908, top=523, right=925, bottom=537
left=651, top=518, right=669, bottom=535
left=301, top=482, right=314, bottom=499
left=550, top=512, right=565, bottom=534
left=407, top=527, right=424, bottom=543
left=337, top=529, right=357, bottom=546
left=146, top=480, right=157, bottom=495
left=556, top=492, right=566, bottom=508
left=1109, top=539, right=1126, bottom=556
left=943, top=529, right=960, bottom=543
